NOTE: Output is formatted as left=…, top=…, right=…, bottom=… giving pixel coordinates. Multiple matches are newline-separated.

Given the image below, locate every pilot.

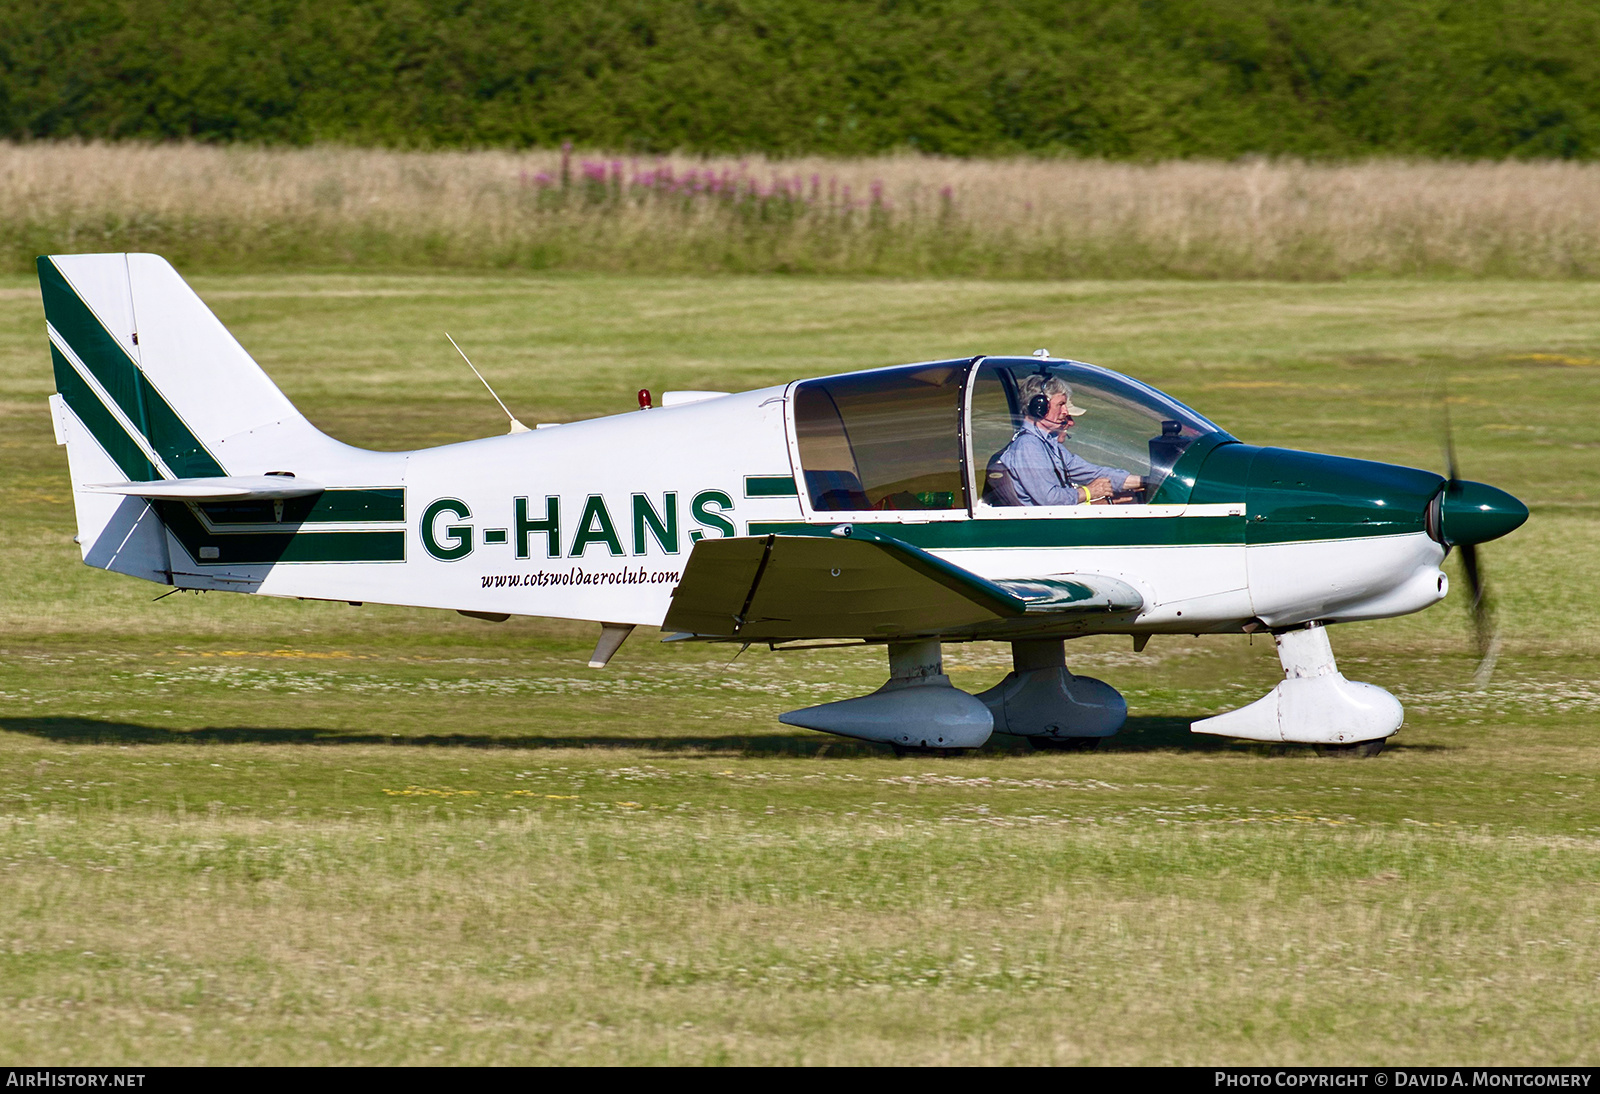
left=995, top=374, right=1144, bottom=505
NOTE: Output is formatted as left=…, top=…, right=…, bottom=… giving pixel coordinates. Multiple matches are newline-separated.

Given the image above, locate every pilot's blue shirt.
left=999, top=420, right=1131, bottom=506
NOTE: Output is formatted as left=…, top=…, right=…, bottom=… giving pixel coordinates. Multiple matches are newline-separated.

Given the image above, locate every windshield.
left=969, top=358, right=1221, bottom=506
left=793, top=360, right=971, bottom=512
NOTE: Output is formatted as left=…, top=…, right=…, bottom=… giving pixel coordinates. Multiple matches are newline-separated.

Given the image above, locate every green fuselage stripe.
left=156, top=502, right=405, bottom=564
left=39, top=257, right=226, bottom=479
left=197, top=489, right=406, bottom=526
left=744, top=515, right=1420, bottom=549
left=746, top=518, right=1248, bottom=549
left=744, top=475, right=799, bottom=497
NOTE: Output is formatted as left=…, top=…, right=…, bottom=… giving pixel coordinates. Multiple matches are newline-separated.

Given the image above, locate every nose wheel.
left=1027, top=736, right=1102, bottom=752
left=1191, top=623, right=1401, bottom=754
left=1318, top=739, right=1386, bottom=758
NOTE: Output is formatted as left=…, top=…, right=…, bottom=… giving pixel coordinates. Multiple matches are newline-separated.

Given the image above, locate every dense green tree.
left=3, top=0, right=1598, bottom=157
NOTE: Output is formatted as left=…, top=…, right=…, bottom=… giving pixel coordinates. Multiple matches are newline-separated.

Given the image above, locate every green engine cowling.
left=1185, top=440, right=1527, bottom=552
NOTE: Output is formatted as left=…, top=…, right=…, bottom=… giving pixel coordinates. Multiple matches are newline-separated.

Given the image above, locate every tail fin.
left=40, top=253, right=333, bottom=478
left=40, top=253, right=345, bottom=583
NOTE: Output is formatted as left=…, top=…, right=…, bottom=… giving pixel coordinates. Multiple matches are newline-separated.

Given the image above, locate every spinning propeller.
left=1435, top=392, right=1528, bottom=687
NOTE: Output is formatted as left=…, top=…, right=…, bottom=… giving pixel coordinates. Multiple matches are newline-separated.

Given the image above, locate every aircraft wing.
left=663, top=526, right=1143, bottom=640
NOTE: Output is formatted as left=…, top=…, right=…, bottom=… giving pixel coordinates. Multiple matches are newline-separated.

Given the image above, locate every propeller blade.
left=1441, top=386, right=1461, bottom=486
left=1459, top=541, right=1482, bottom=625
left=1440, top=377, right=1501, bottom=687
left=1472, top=632, right=1503, bottom=690
left=1459, top=540, right=1501, bottom=688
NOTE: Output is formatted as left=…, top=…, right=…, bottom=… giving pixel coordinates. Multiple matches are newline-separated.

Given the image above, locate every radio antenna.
left=447, top=333, right=530, bottom=434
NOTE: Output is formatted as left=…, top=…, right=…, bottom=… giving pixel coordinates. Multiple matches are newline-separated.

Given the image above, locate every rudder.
left=40, top=252, right=347, bottom=583
left=40, top=253, right=333, bottom=480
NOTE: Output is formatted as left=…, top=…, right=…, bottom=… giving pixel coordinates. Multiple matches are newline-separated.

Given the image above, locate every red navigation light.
left=637, top=388, right=653, bottom=410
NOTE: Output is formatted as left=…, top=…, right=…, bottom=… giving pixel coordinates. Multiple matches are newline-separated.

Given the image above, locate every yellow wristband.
left=1079, top=485, right=1091, bottom=504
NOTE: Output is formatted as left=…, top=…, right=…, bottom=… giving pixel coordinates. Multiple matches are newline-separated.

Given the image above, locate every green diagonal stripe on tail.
left=51, top=345, right=157, bottom=481
left=38, top=257, right=226, bottom=479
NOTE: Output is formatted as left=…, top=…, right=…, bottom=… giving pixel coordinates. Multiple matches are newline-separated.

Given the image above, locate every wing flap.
left=655, top=535, right=770, bottom=635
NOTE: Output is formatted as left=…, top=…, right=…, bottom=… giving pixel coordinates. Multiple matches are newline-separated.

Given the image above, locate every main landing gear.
left=777, top=640, right=993, bottom=752
left=778, top=638, right=1126, bottom=754
left=776, top=625, right=1395, bottom=757
left=1190, top=622, right=1400, bottom=754
left=975, top=638, right=1125, bottom=749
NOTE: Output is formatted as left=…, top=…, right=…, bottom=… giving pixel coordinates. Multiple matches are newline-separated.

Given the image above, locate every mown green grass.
left=0, top=274, right=1596, bottom=1064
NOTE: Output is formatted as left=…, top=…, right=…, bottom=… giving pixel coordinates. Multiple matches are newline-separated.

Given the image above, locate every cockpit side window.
left=794, top=361, right=970, bottom=512
left=970, top=359, right=1221, bottom=507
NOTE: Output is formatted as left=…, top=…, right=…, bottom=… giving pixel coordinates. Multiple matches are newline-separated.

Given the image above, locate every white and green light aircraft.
left=38, top=253, right=1528, bottom=754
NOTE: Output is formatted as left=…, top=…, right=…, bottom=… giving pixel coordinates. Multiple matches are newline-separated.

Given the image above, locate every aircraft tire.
left=1318, top=738, right=1387, bottom=758
left=1026, top=737, right=1102, bottom=752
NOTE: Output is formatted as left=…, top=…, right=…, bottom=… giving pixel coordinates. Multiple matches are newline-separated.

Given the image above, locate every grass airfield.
left=0, top=273, right=1597, bottom=1065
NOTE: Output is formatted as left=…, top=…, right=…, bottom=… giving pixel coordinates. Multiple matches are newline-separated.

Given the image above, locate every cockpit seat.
left=982, top=451, right=1024, bottom=507
left=804, top=469, right=871, bottom=512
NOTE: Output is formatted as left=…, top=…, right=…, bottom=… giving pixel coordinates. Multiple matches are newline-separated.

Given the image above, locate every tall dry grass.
left=6, top=142, right=1600, bottom=278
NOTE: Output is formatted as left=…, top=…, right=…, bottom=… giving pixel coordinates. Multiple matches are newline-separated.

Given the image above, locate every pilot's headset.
left=1025, top=370, right=1065, bottom=421
left=1025, top=371, right=1075, bottom=438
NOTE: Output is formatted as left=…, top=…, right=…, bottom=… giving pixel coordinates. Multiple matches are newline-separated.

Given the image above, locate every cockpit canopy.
left=792, top=356, right=1224, bottom=513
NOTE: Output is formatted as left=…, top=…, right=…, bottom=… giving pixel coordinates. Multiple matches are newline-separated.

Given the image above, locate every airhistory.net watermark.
left=5, top=1075, right=144, bottom=1088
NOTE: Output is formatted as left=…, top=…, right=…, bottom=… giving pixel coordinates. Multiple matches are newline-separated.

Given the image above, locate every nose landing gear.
left=1190, top=622, right=1400, bottom=754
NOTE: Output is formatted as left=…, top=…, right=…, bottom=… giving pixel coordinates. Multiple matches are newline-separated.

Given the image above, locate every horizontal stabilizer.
left=84, top=475, right=325, bottom=501
left=664, top=526, right=1145, bottom=640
